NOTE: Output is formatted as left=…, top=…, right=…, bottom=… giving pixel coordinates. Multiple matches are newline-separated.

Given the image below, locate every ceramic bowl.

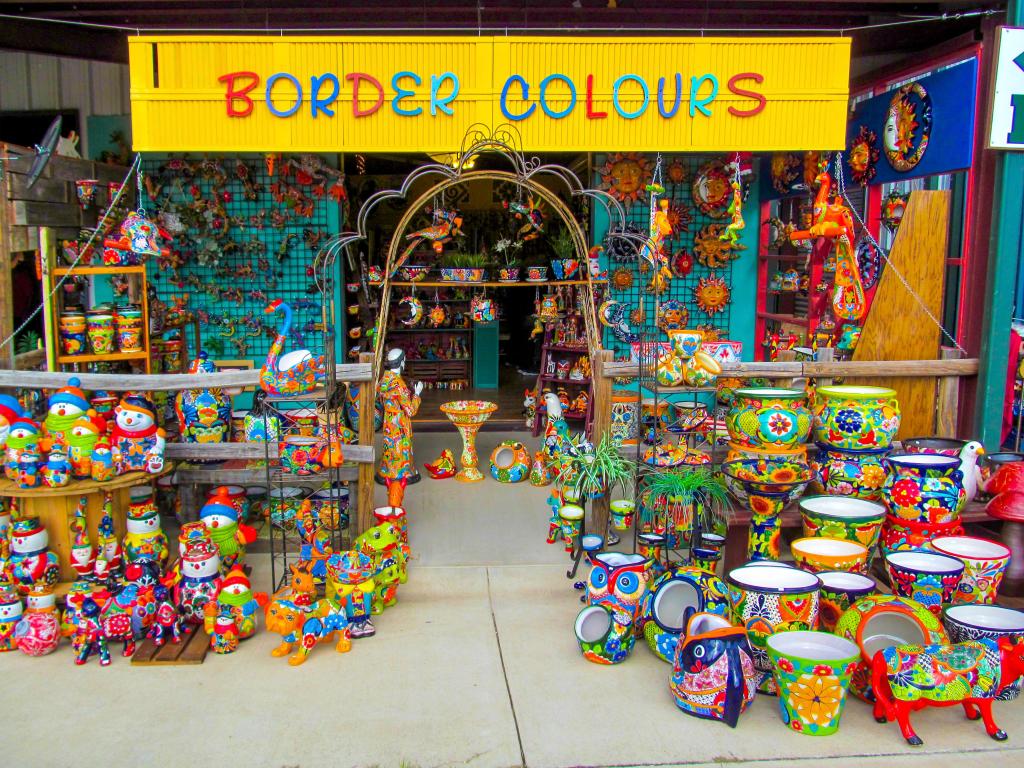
left=525, top=266, right=548, bottom=282
left=791, top=537, right=870, bottom=574
left=942, top=604, right=1024, bottom=643
left=884, top=551, right=965, bottom=614
left=929, top=535, right=1013, bottom=605
left=901, top=437, right=968, bottom=457
left=767, top=631, right=860, bottom=736
left=816, top=571, right=877, bottom=632
left=278, top=436, right=323, bottom=475
left=799, top=495, right=886, bottom=551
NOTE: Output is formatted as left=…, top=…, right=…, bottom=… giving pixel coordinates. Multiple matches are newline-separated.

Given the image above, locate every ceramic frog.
left=353, top=522, right=408, bottom=615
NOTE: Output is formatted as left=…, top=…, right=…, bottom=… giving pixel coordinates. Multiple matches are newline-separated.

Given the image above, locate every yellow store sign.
left=128, top=35, right=851, bottom=153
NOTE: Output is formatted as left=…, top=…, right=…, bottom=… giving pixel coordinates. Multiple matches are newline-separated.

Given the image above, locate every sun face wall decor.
left=598, top=153, right=654, bottom=205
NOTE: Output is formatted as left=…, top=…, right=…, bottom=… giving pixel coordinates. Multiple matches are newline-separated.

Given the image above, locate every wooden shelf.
left=57, top=350, right=149, bottom=364
left=546, top=344, right=589, bottom=353
left=541, top=375, right=591, bottom=385
left=389, top=280, right=598, bottom=288
left=53, top=264, right=147, bottom=276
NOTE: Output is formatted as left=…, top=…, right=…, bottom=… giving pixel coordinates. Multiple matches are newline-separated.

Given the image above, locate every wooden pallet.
left=131, top=622, right=209, bottom=665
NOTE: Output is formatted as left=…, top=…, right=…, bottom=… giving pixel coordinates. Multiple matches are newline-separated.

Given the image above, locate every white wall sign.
left=990, top=26, right=1024, bottom=150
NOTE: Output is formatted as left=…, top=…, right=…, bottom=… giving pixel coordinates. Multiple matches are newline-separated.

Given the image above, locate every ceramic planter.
left=726, top=441, right=808, bottom=465
left=879, top=514, right=964, bottom=557
left=767, top=631, right=860, bottom=736
left=86, top=313, right=115, bottom=355
left=929, top=535, right=1012, bottom=605
left=558, top=505, right=585, bottom=552
left=882, top=453, right=967, bottom=524
left=667, top=330, right=703, bottom=359
left=812, top=385, right=900, bottom=451
left=610, top=390, right=641, bottom=447
left=636, top=565, right=730, bottom=663
left=609, top=500, right=635, bottom=531
left=814, top=444, right=891, bottom=501
left=726, top=564, right=821, bottom=694
left=725, top=387, right=812, bottom=450
left=670, top=612, right=757, bottom=728
left=278, top=436, right=324, bottom=475
left=799, top=495, right=886, bottom=552
left=551, top=258, right=580, bottom=280
left=665, top=399, right=708, bottom=435
left=577, top=553, right=650, bottom=664
left=489, top=440, right=530, bottom=483
left=524, top=266, right=548, bottom=282
left=833, top=593, right=948, bottom=701
left=496, top=266, right=520, bottom=282
left=721, top=458, right=813, bottom=561
left=816, top=571, right=877, bottom=632
left=884, top=551, right=965, bottom=615
left=941, top=605, right=1024, bottom=700
left=791, top=537, right=870, bottom=575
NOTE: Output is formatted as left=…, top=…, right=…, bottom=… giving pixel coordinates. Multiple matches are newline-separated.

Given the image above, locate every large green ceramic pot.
left=812, top=385, right=900, bottom=451
left=726, top=388, right=812, bottom=450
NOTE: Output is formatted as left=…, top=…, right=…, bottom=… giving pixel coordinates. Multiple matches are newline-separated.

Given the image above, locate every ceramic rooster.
left=259, top=300, right=327, bottom=396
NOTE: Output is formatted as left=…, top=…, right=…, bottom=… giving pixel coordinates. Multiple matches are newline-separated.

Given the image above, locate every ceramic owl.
left=670, top=612, right=757, bottom=728
left=574, top=553, right=650, bottom=665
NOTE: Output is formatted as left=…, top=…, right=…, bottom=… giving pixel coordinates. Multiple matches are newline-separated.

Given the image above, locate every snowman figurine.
left=123, top=499, right=169, bottom=567
left=199, top=488, right=257, bottom=572
left=174, top=535, right=222, bottom=624
left=41, top=377, right=90, bottom=451
left=0, top=588, right=23, bottom=652
left=6, top=517, right=60, bottom=593
left=110, top=395, right=166, bottom=475
left=41, top=445, right=72, bottom=488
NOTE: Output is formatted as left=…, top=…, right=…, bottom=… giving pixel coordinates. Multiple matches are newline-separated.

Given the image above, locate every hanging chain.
left=833, top=152, right=966, bottom=353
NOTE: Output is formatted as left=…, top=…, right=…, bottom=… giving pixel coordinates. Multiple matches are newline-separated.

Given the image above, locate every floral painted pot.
left=496, top=266, right=520, bottom=282
left=726, top=388, right=812, bottom=450
left=636, top=564, right=730, bottom=663
left=791, top=537, right=870, bottom=575
left=489, top=440, right=530, bottom=483
left=576, top=553, right=650, bottom=664
left=799, top=495, right=886, bottom=552
left=610, top=390, right=641, bottom=447
left=816, top=571, right=877, bottom=632
left=665, top=399, right=708, bottom=435
left=609, top=500, right=635, bottom=531
left=833, top=593, right=948, bottom=701
left=879, top=514, right=964, bottom=557
left=86, top=313, right=115, bottom=355
left=726, top=441, right=808, bottom=465
left=278, top=436, right=323, bottom=475
left=655, top=349, right=685, bottom=387
left=941, top=605, right=1024, bottom=700
left=525, top=266, right=548, bottom=282
left=667, top=330, right=704, bottom=359
left=812, top=385, right=900, bottom=451
left=551, top=258, right=580, bottom=280
left=881, top=453, right=966, bottom=524
left=884, top=551, right=964, bottom=615
left=726, top=564, right=821, bottom=694
left=814, top=444, right=891, bottom=501
left=767, top=631, right=860, bottom=736
left=929, top=535, right=1012, bottom=605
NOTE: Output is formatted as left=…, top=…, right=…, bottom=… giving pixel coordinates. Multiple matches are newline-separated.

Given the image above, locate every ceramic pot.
left=881, top=453, right=966, bottom=524
left=799, top=495, right=886, bottom=552
left=879, top=514, right=963, bottom=557
left=902, top=437, right=967, bottom=457
left=115, top=311, right=144, bottom=353
left=529, top=451, right=552, bottom=487
left=701, top=532, right=726, bottom=553
left=767, top=631, right=860, bottom=736
left=726, top=564, right=821, bottom=694
left=816, top=571, right=877, bottom=633
left=812, top=385, right=900, bottom=450
left=577, top=553, right=650, bottom=664
left=791, top=537, right=870, bottom=575
left=814, top=444, right=891, bottom=501
left=59, top=312, right=87, bottom=356
left=609, top=500, right=635, bottom=531
left=489, top=440, right=530, bottom=483
left=496, top=266, right=520, bottom=282
left=929, top=535, right=1012, bottom=605
left=244, top=412, right=281, bottom=443
left=286, top=408, right=318, bottom=437
left=267, top=486, right=304, bottom=528
left=683, top=351, right=722, bottom=388
left=667, top=329, right=703, bottom=359
left=525, top=266, right=548, bottom=282
left=834, top=593, right=949, bottom=701
left=691, top=547, right=722, bottom=573
left=666, top=399, right=708, bottom=435
left=884, top=551, right=965, bottom=615
left=636, top=565, right=730, bottom=663
left=86, top=313, right=115, bottom=355
left=726, top=441, right=808, bottom=464
left=372, top=505, right=405, bottom=544
left=941, top=605, right=1024, bottom=699
left=610, top=390, right=641, bottom=447
left=655, top=349, right=685, bottom=387
left=670, top=612, right=758, bottom=728
left=726, top=387, right=812, bottom=450
left=279, top=436, right=323, bottom=475
left=551, top=258, right=580, bottom=280
left=558, top=505, right=585, bottom=549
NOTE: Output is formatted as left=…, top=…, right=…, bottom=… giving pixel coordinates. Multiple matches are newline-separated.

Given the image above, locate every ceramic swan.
left=958, top=441, right=985, bottom=502
left=259, top=300, right=327, bottom=396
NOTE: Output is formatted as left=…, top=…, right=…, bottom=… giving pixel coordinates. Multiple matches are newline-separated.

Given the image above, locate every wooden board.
left=131, top=623, right=209, bottom=665
left=850, top=190, right=951, bottom=440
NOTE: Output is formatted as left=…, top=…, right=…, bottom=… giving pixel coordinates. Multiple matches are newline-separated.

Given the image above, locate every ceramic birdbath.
left=440, top=400, right=498, bottom=483
left=721, top=458, right=813, bottom=561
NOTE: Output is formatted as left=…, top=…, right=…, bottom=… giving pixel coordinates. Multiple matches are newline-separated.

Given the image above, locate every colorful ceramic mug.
left=884, top=551, right=964, bottom=615
left=929, top=535, right=1012, bottom=605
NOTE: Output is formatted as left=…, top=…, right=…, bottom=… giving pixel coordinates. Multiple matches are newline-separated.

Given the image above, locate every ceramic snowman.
left=110, top=395, right=166, bottom=474
left=16, top=447, right=42, bottom=489
left=199, top=489, right=257, bottom=572
left=90, top=436, right=116, bottom=482
left=0, top=588, right=23, bottom=651
left=42, top=377, right=90, bottom=451
left=4, top=417, right=41, bottom=480
left=206, top=565, right=259, bottom=639
left=0, top=393, right=27, bottom=454
left=175, top=536, right=222, bottom=624
left=14, top=585, right=61, bottom=656
left=6, top=517, right=59, bottom=593
left=124, top=501, right=169, bottom=567
left=41, top=445, right=72, bottom=488
left=67, top=410, right=106, bottom=479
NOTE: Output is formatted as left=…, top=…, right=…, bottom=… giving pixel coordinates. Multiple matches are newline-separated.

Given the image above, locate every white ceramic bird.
left=957, top=440, right=986, bottom=503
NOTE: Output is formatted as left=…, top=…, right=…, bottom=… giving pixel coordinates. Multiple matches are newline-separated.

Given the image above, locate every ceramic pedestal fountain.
left=440, top=401, right=498, bottom=483
left=721, top=458, right=813, bottom=561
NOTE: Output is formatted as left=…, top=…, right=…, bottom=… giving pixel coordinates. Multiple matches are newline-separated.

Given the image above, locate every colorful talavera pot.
left=726, top=387, right=812, bottom=451
left=833, top=593, right=948, bottom=701
left=726, top=440, right=808, bottom=465
left=812, top=385, right=900, bottom=451
left=941, top=605, right=1024, bottom=700
left=610, top=390, right=641, bottom=447
left=799, top=495, right=886, bottom=552
left=790, top=537, right=870, bottom=575
left=576, top=553, right=650, bottom=664
left=884, top=551, right=964, bottom=615
left=881, top=453, right=967, bottom=524
left=879, top=514, right=964, bottom=557
left=609, top=499, right=635, bottom=531
left=816, top=571, right=877, bottom=632
left=767, top=630, right=860, bottom=736
left=813, top=444, right=891, bottom=501
left=726, top=564, right=821, bottom=694
left=929, top=535, right=1011, bottom=605
left=278, top=435, right=323, bottom=475
left=636, top=564, right=730, bottom=663
left=489, top=440, right=530, bottom=483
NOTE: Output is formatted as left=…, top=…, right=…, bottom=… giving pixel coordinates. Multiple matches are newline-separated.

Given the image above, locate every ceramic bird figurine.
left=542, top=392, right=575, bottom=463
left=958, top=441, right=986, bottom=503
left=424, top=449, right=457, bottom=480
left=260, top=300, right=327, bottom=395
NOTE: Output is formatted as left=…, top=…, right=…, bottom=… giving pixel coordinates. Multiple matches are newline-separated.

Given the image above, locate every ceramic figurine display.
left=377, top=348, right=423, bottom=505
left=0, top=588, right=23, bottom=651
left=6, top=517, right=60, bottom=593
left=124, top=488, right=170, bottom=566
left=41, top=445, right=72, bottom=488
left=325, top=551, right=376, bottom=639
left=90, top=436, right=116, bottom=481
left=199, top=487, right=258, bottom=572
left=147, top=585, right=182, bottom=647
left=66, top=410, right=106, bottom=478
left=175, top=352, right=233, bottom=443
left=173, top=528, right=223, bottom=624
left=41, top=377, right=90, bottom=451
left=424, top=449, right=457, bottom=479
left=73, top=597, right=110, bottom=666
left=110, top=395, right=166, bottom=475
left=353, top=521, right=408, bottom=615
left=16, top=448, right=42, bottom=489
left=207, top=606, right=240, bottom=654
left=440, top=400, right=499, bottom=483
left=206, top=565, right=260, bottom=640
left=4, top=418, right=41, bottom=481
left=259, top=299, right=327, bottom=395
left=97, top=500, right=122, bottom=571
left=265, top=561, right=354, bottom=665
left=670, top=612, right=757, bottom=728
left=574, top=553, right=650, bottom=665
left=871, top=638, right=1024, bottom=745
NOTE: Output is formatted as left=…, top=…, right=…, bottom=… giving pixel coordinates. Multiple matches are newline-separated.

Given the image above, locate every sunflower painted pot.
left=833, top=593, right=948, bottom=701
left=489, top=440, right=530, bottom=483
left=768, top=631, right=860, bottom=736
left=721, top=458, right=813, bottom=561
left=636, top=564, right=730, bottom=663
left=812, top=385, right=900, bottom=451
left=930, top=535, right=1012, bottom=605
left=816, top=571, right=877, bottom=632
left=791, top=537, right=870, bottom=575
left=879, top=514, right=964, bottom=557
left=726, top=564, right=821, bottom=694
left=881, top=453, right=966, bottom=524
left=799, top=495, right=886, bottom=552
left=726, top=388, right=812, bottom=450
left=814, top=444, right=891, bottom=501
left=884, top=551, right=965, bottom=615
left=726, top=441, right=808, bottom=465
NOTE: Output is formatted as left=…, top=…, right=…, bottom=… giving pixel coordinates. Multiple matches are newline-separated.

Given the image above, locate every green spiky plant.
left=549, top=225, right=577, bottom=261
left=639, top=467, right=731, bottom=537
left=555, top=434, right=635, bottom=500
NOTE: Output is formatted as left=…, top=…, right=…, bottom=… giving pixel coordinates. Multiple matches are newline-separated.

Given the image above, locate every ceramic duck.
left=958, top=441, right=986, bottom=502
left=259, top=300, right=327, bottom=395
left=425, top=449, right=457, bottom=479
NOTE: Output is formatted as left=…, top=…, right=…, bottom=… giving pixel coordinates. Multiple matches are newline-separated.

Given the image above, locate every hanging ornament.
left=671, top=249, right=694, bottom=277
left=610, top=267, right=634, bottom=291
left=848, top=126, right=880, bottom=186
left=397, top=296, right=424, bottom=327
left=604, top=222, right=645, bottom=262
left=718, top=154, right=746, bottom=249
left=470, top=294, right=496, bottom=323
left=657, top=300, right=689, bottom=332
left=769, top=153, right=801, bottom=194
left=639, top=155, right=673, bottom=294
left=428, top=302, right=447, bottom=328
left=666, top=158, right=689, bottom=184
left=691, top=160, right=732, bottom=217
left=693, top=224, right=735, bottom=269
left=598, top=300, right=640, bottom=343
left=881, top=191, right=908, bottom=234
left=694, top=274, right=731, bottom=316
left=597, top=152, right=653, bottom=204
left=855, top=238, right=884, bottom=291
left=664, top=201, right=692, bottom=234
left=884, top=82, right=932, bottom=172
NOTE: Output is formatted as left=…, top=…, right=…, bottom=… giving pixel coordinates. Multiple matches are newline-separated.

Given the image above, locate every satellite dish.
left=26, top=115, right=62, bottom=189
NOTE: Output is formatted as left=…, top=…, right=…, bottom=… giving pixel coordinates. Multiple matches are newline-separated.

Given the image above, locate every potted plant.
left=549, top=226, right=580, bottom=280
left=639, top=467, right=731, bottom=543
left=439, top=249, right=489, bottom=283
left=494, top=238, right=523, bottom=282
left=555, top=434, right=635, bottom=501
left=523, top=251, right=549, bottom=283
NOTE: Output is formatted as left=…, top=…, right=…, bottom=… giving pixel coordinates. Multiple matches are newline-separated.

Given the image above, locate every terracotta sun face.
left=598, top=153, right=652, bottom=204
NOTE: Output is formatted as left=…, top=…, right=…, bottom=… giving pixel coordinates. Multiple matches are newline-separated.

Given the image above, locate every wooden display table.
left=0, top=467, right=173, bottom=595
